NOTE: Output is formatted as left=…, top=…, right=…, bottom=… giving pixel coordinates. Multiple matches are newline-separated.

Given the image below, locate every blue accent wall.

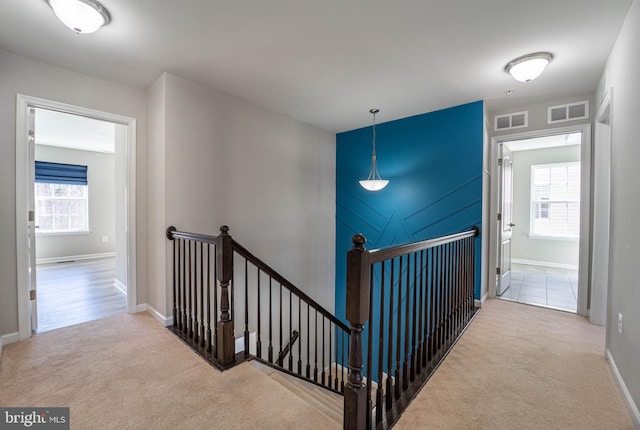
left=335, top=101, right=484, bottom=330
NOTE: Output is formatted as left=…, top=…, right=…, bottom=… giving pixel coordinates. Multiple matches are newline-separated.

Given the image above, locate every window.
left=35, top=161, right=89, bottom=234
left=530, top=162, right=580, bottom=239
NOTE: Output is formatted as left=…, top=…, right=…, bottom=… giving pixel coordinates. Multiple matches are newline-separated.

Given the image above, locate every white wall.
left=146, top=72, right=336, bottom=320
left=0, top=48, right=147, bottom=336
left=34, top=145, right=116, bottom=261
left=511, top=145, right=581, bottom=267
left=603, top=0, right=640, bottom=420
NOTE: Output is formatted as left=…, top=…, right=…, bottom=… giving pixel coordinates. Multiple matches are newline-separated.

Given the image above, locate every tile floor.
left=497, top=263, right=578, bottom=313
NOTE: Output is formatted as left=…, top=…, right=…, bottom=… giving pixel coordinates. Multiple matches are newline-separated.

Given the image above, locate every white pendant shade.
left=48, top=0, right=110, bottom=34
left=505, top=52, right=553, bottom=82
left=359, top=109, right=389, bottom=192
left=359, top=179, right=389, bottom=191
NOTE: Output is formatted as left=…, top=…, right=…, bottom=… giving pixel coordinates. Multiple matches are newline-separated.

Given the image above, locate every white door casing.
left=15, top=94, right=138, bottom=340
left=590, top=89, right=613, bottom=326
left=488, top=124, right=591, bottom=317
left=496, top=144, right=514, bottom=296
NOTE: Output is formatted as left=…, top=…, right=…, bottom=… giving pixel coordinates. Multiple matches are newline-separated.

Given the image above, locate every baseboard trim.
left=607, top=349, right=640, bottom=428
left=113, top=279, right=127, bottom=296
left=1, top=332, right=20, bottom=350
left=512, top=258, right=578, bottom=271
left=36, top=252, right=116, bottom=265
left=143, top=304, right=174, bottom=327
left=474, top=292, right=488, bottom=308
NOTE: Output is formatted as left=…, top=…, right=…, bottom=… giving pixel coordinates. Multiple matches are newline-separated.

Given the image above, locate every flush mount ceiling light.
left=359, top=108, right=389, bottom=192
left=47, top=0, right=111, bottom=34
left=505, top=52, right=553, bottom=82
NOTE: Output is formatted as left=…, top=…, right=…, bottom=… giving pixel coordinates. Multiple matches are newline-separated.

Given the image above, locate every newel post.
left=344, top=234, right=370, bottom=430
left=216, top=225, right=235, bottom=366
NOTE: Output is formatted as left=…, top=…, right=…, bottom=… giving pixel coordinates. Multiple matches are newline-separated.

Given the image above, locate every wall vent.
left=547, top=101, right=589, bottom=124
left=494, top=111, right=528, bottom=131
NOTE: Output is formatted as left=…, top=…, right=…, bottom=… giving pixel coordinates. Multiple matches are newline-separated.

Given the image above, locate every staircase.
left=166, top=225, right=480, bottom=429
left=251, top=360, right=343, bottom=425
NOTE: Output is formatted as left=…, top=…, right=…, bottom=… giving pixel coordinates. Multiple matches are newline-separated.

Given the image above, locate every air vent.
left=548, top=101, right=589, bottom=124
left=494, top=111, right=528, bottom=131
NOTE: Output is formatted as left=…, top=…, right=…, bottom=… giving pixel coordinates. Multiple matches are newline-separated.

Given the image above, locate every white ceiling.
left=35, top=108, right=115, bottom=153
left=0, top=1, right=632, bottom=132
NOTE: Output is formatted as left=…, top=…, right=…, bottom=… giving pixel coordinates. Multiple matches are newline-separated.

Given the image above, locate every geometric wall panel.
left=335, top=101, right=484, bottom=325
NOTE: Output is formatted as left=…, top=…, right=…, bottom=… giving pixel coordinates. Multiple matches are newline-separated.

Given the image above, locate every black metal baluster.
left=298, top=296, right=302, bottom=375
left=213, top=243, right=218, bottom=358
left=172, top=237, right=177, bottom=328
left=182, top=239, right=187, bottom=335
left=321, top=316, right=326, bottom=385
left=341, top=330, right=345, bottom=392
left=177, top=239, right=183, bottom=332
left=386, top=258, right=395, bottom=410
left=395, top=255, right=402, bottom=399
left=278, top=282, right=283, bottom=367
left=416, top=250, right=424, bottom=375
left=199, top=242, right=205, bottom=347
left=329, top=319, right=334, bottom=389
left=188, top=240, right=193, bottom=339
left=193, top=241, right=199, bottom=344
left=403, top=253, right=410, bottom=391
left=257, top=269, right=262, bottom=359
left=306, top=303, right=311, bottom=378
left=207, top=244, right=212, bottom=353
left=366, top=265, right=374, bottom=427
left=376, top=261, right=386, bottom=422
left=244, top=258, right=250, bottom=355
left=268, top=278, right=273, bottom=363
left=289, top=289, right=293, bottom=371
left=410, top=252, right=418, bottom=382
left=314, top=310, right=318, bottom=382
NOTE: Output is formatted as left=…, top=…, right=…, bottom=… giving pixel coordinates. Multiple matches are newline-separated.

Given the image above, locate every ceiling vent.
left=548, top=101, right=589, bottom=124
left=494, top=111, right=528, bottom=131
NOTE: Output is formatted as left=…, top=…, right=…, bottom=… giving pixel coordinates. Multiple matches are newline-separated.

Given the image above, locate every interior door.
left=497, top=144, right=514, bottom=296
left=28, top=107, right=38, bottom=331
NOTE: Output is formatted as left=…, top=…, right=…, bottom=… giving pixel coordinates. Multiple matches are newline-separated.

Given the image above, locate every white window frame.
left=529, top=162, right=580, bottom=240
left=35, top=182, right=90, bottom=235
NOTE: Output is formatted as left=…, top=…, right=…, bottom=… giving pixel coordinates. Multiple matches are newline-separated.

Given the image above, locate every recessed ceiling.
left=0, top=0, right=633, bottom=132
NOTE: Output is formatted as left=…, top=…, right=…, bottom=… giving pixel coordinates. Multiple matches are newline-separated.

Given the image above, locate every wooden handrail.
left=232, top=239, right=350, bottom=333
left=366, top=226, right=479, bottom=264
left=344, top=226, right=480, bottom=430
left=276, top=330, right=299, bottom=367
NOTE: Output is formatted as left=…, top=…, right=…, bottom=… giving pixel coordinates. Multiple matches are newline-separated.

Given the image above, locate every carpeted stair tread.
left=263, top=368, right=343, bottom=424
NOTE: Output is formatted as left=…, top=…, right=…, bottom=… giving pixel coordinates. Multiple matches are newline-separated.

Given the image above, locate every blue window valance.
left=35, top=161, right=88, bottom=186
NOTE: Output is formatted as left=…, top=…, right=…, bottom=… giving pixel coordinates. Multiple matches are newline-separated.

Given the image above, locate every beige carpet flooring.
left=0, top=313, right=340, bottom=430
left=395, top=299, right=635, bottom=430
left=0, top=299, right=634, bottom=429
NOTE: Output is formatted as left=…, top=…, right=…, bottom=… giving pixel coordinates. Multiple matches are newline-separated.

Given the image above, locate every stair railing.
left=166, top=225, right=351, bottom=393
left=344, top=227, right=480, bottom=430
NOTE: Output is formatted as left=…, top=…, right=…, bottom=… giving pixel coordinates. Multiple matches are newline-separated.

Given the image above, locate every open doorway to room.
left=33, top=108, right=125, bottom=332
left=15, top=95, right=137, bottom=341
left=491, top=125, right=591, bottom=316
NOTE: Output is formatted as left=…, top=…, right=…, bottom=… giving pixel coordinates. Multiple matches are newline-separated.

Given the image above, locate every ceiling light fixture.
left=47, top=0, right=111, bottom=34
left=505, top=52, right=553, bottom=82
left=359, top=108, right=389, bottom=192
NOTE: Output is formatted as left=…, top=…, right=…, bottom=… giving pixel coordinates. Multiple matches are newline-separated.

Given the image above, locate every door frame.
left=488, top=123, right=592, bottom=317
left=15, top=94, right=138, bottom=341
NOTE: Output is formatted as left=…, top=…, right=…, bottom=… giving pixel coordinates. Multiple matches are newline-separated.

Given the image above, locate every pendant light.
left=47, top=0, right=111, bottom=34
left=359, top=108, right=389, bottom=191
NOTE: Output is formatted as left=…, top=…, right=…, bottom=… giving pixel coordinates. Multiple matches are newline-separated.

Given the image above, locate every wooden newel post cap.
left=220, top=225, right=230, bottom=235
left=351, top=234, right=366, bottom=250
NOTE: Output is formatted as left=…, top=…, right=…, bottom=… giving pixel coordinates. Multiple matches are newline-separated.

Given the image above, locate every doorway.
left=15, top=95, right=138, bottom=340
left=33, top=108, right=125, bottom=332
left=489, top=124, right=591, bottom=316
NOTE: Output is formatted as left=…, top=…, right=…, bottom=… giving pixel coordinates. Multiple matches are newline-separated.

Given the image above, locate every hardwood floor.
left=35, top=258, right=126, bottom=333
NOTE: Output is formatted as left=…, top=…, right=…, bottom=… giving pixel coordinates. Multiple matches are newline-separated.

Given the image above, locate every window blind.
left=35, top=161, right=88, bottom=185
